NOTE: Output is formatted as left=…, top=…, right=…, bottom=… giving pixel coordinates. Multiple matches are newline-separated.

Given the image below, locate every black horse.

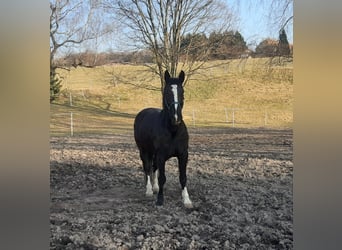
left=134, top=70, right=192, bottom=208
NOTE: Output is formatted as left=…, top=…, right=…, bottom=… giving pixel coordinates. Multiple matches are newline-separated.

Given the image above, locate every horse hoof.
left=146, top=188, right=153, bottom=197
left=153, top=186, right=159, bottom=193
left=156, top=196, right=163, bottom=206
left=146, top=185, right=153, bottom=196
left=184, top=202, right=193, bottom=209
left=146, top=192, right=153, bottom=197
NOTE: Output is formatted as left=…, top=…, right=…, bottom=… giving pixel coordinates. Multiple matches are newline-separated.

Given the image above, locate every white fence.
left=50, top=107, right=291, bottom=136
left=187, top=108, right=291, bottom=128
left=187, top=108, right=270, bottom=127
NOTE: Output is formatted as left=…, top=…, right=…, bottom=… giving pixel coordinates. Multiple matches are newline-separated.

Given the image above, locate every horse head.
left=163, top=70, right=185, bottom=126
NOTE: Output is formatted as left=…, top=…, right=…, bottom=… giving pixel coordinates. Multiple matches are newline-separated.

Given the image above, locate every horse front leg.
left=155, top=155, right=166, bottom=206
left=178, top=152, right=193, bottom=208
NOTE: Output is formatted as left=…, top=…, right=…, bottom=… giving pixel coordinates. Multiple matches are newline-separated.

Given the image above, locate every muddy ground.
left=50, top=127, right=293, bottom=249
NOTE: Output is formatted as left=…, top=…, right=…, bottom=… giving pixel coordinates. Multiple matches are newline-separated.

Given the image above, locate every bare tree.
left=269, top=0, right=293, bottom=32
left=50, top=0, right=112, bottom=101
left=51, top=1, right=97, bottom=68
left=265, top=0, right=293, bottom=63
left=244, top=0, right=293, bottom=37
left=104, top=0, right=236, bottom=90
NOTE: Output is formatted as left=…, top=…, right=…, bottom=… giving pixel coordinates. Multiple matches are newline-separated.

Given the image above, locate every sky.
left=226, top=0, right=293, bottom=49
left=70, top=0, right=293, bottom=53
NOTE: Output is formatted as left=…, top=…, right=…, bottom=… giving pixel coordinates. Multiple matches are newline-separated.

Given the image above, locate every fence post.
left=232, top=109, right=235, bottom=127
left=192, top=109, right=196, bottom=127
left=69, top=92, right=73, bottom=107
left=81, top=89, right=86, bottom=100
left=70, top=112, right=74, bottom=136
left=264, top=110, right=268, bottom=126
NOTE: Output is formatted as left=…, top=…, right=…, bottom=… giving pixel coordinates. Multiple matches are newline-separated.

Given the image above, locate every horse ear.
left=179, top=70, right=185, bottom=84
left=164, top=70, right=170, bottom=83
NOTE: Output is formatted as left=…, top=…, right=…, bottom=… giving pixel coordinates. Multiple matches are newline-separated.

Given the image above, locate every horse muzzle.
left=175, top=120, right=182, bottom=125
left=171, top=116, right=182, bottom=126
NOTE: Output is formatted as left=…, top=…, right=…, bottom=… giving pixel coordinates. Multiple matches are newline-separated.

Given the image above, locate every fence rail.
left=185, top=108, right=290, bottom=127
left=50, top=107, right=292, bottom=136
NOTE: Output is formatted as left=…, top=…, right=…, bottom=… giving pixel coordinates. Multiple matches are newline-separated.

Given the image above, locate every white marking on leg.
left=146, top=175, right=153, bottom=196
left=182, top=187, right=193, bottom=208
left=152, top=169, right=159, bottom=193
left=171, top=84, right=179, bottom=122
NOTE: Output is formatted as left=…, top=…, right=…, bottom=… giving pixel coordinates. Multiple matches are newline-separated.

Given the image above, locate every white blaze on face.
left=171, top=84, right=178, bottom=121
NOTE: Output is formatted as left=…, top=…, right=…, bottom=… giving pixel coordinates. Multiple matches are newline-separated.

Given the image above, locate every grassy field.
left=50, top=57, right=293, bottom=136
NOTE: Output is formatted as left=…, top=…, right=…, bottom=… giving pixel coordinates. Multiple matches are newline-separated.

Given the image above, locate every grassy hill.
left=50, top=57, right=293, bottom=136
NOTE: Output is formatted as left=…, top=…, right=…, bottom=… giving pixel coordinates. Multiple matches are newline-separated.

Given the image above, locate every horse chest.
left=152, top=130, right=187, bottom=156
left=154, top=133, right=177, bottom=150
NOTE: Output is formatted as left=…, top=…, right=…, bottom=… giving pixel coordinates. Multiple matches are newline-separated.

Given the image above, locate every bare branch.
left=50, top=0, right=114, bottom=65
left=107, top=0, right=236, bottom=91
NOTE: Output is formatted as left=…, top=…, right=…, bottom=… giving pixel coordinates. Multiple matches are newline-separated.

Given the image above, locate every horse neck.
left=161, top=94, right=169, bottom=122
left=162, top=95, right=168, bottom=111
left=160, top=108, right=170, bottom=124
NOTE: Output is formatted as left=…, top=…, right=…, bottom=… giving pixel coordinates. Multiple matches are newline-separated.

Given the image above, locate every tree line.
left=55, top=29, right=292, bottom=68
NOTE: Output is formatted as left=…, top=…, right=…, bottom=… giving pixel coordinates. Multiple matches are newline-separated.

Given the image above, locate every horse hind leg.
left=152, top=161, right=159, bottom=193
left=141, top=152, right=153, bottom=197
left=145, top=175, right=153, bottom=197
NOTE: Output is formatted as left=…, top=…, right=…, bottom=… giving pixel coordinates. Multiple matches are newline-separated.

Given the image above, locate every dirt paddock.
left=50, top=127, right=293, bottom=249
